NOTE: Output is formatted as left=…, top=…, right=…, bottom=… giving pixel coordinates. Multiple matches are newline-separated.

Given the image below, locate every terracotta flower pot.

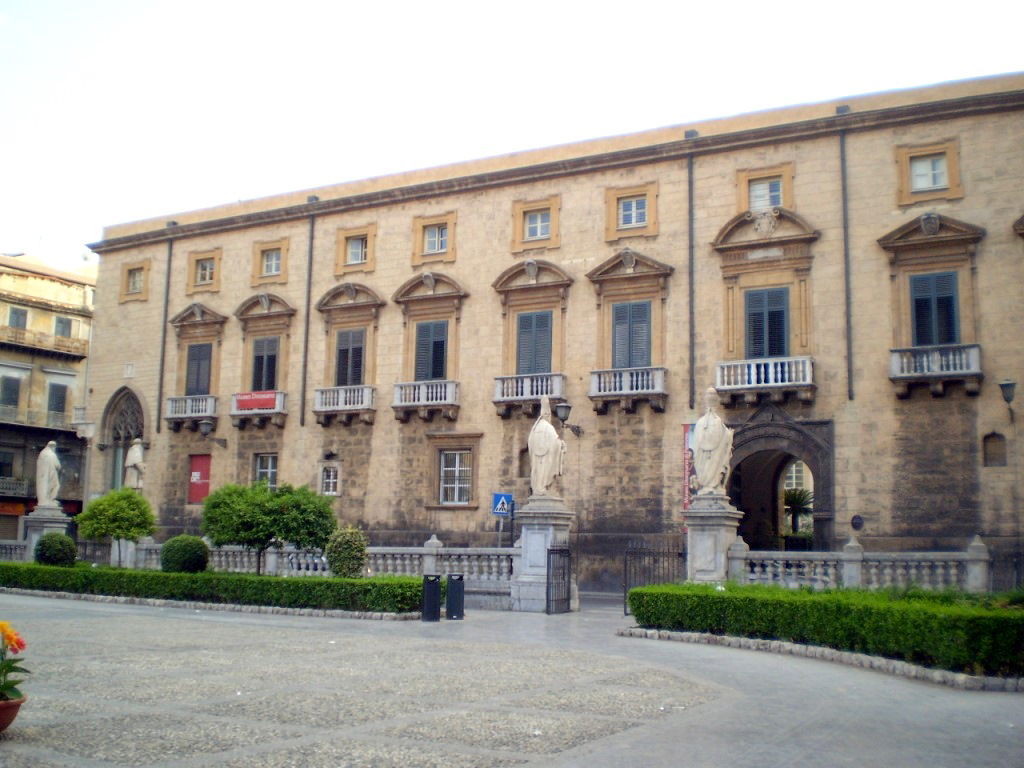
left=0, top=696, right=25, bottom=732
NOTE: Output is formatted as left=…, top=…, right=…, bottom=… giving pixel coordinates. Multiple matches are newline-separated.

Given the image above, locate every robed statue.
left=35, top=441, right=61, bottom=507
left=124, top=438, right=146, bottom=490
left=693, top=387, right=734, bottom=495
left=528, top=396, right=567, bottom=497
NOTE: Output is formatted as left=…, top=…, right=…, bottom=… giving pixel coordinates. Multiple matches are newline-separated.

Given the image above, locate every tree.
left=201, top=482, right=336, bottom=575
left=783, top=488, right=814, bottom=535
left=76, top=488, right=156, bottom=567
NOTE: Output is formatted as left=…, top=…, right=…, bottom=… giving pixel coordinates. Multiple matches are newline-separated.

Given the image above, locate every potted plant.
left=0, top=621, right=28, bottom=732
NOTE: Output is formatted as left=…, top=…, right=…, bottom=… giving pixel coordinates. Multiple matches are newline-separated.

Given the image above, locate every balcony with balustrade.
left=165, top=395, right=218, bottom=432
left=492, top=373, right=566, bottom=418
left=715, top=356, right=815, bottom=406
left=0, top=325, right=89, bottom=359
left=889, top=343, right=981, bottom=397
left=0, top=405, right=77, bottom=432
left=229, top=391, right=287, bottom=429
left=588, top=367, right=667, bottom=414
left=313, top=385, right=375, bottom=426
left=392, top=380, right=459, bottom=422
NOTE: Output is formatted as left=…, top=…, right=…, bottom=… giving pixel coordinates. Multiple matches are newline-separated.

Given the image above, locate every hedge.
left=0, top=562, right=423, bottom=614
left=628, top=583, right=1024, bottom=676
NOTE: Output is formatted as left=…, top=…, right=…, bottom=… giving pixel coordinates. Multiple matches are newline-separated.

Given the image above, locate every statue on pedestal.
left=693, top=387, right=734, bottom=496
left=124, top=438, right=146, bottom=490
left=527, top=395, right=566, bottom=497
left=35, top=441, right=61, bottom=507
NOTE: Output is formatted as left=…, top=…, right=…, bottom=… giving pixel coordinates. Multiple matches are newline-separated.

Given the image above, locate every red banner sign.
left=235, top=391, right=277, bottom=410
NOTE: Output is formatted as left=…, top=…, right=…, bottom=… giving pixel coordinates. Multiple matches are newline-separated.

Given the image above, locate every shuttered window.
left=185, top=343, right=212, bottom=396
left=414, top=321, right=447, bottom=381
left=745, top=288, right=789, bottom=358
left=612, top=301, right=651, bottom=369
left=911, top=272, right=958, bottom=346
left=48, top=383, right=67, bottom=414
left=54, top=316, right=72, bottom=337
left=8, top=308, right=26, bottom=329
left=516, top=311, right=552, bottom=375
left=0, top=377, right=19, bottom=407
left=335, top=329, right=365, bottom=387
left=251, top=336, right=279, bottom=391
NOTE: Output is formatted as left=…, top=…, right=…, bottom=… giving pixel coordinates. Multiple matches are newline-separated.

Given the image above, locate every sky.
left=0, top=0, right=1020, bottom=273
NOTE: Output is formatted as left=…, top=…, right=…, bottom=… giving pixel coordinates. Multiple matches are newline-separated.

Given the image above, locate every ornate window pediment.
left=392, top=272, right=468, bottom=322
left=492, top=259, right=573, bottom=316
left=234, top=293, right=296, bottom=336
left=585, top=248, right=673, bottom=307
left=316, top=283, right=385, bottom=330
left=713, top=208, right=819, bottom=278
left=169, top=303, right=228, bottom=341
left=878, top=213, right=985, bottom=275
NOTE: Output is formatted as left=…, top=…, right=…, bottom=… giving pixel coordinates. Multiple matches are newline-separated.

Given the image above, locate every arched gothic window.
left=102, top=388, right=144, bottom=489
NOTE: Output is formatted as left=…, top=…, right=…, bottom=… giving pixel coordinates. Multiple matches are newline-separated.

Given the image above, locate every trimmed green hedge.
left=628, top=583, right=1024, bottom=676
left=0, top=562, right=423, bottom=613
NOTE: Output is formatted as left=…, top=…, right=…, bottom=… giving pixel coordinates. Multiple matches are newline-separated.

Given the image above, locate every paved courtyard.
left=0, top=592, right=1021, bottom=767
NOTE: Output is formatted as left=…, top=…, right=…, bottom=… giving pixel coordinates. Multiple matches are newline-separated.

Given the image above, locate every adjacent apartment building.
left=84, top=73, right=1024, bottom=589
left=0, top=256, right=95, bottom=538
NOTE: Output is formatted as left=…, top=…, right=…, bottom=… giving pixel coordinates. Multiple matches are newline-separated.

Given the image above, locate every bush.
left=161, top=535, right=209, bottom=573
left=627, top=583, right=1024, bottom=676
left=0, top=562, right=423, bottom=613
left=34, top=532, right=77, bottom=567
left=77, top=488, right=157, bottom=567
left=324, top=525, right=368, bottom=578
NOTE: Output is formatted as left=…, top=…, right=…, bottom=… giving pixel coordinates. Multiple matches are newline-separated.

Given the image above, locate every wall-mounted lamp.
left=1000, top=379, right=1016, bottom=422
left=323, top=450, right=338, bottom=460
left=198, top=419, right=228, bottom=448
left=553, top=402, right=584, bottom=438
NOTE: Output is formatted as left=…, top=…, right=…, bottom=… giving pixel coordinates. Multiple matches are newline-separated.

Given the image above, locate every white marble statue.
left=528, top=395, right=567, bottom=497
left=693, top=387, right=734, bottom=495
left=35, top=441, right=61, bottom=507
left=124, top=438, right=146, bottom=490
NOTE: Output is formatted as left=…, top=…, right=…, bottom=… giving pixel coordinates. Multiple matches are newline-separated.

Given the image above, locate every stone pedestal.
left=23, top=503, right=71, bottom=562
left=684, top=494, right=743, bottom=582
left=510, top=494, right=578, bottom=612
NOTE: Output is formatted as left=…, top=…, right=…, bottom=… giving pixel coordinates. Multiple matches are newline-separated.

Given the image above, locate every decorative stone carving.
left=919, top=212, right=941, bottom=236
left=693, top=387, right=734, bottom=495
left=527, top=396, right=566, bottom=497
left=123, top=438, right=145, bottom=490
left=35, top=441, right=61, bottom=507
left=751, top=209, right=780, bottom=237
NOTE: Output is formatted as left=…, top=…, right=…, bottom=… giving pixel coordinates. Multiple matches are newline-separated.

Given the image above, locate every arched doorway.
left=729, top=403, right=834, bottom=549
left=101, top=387, right=145, bottom=491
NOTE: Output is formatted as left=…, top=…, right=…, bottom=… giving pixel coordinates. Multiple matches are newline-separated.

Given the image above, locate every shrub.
left=160, top=535, right=209, bottom=573
left=77, top=488, right=157, bottom=567
left=324, top=525, right=369, bottom=578
left=34, top=532, right=77, bottom=567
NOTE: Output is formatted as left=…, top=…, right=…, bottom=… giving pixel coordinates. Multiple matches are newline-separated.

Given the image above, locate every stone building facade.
left=84, top=74, right=1024, bottom=590
left=0, top=256, right=95, bottom=538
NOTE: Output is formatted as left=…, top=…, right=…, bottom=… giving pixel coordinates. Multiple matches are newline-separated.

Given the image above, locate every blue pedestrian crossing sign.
left=492, top=492, right=513, bottom=517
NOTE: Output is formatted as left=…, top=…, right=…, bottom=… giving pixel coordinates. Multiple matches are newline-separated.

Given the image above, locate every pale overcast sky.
left=0, top=0, right=1020, bottom=272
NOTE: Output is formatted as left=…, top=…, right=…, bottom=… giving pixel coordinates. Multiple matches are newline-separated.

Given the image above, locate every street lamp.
left=1000, top=379, right=1016, bottom=422
left=197, top=419, right=228, bottom=448
left=553, top=402, right=584, bottom=438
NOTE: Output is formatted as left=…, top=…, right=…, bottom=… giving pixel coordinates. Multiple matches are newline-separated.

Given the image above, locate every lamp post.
left=999, top=379, right=1016, bottom=422
left=197, top=419, right=228, bottom=448
left=553, top=402, right=584, bottom=438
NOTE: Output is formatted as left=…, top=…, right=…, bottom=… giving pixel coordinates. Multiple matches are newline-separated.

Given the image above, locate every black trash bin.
left=446, top=573, right=464, bottom=620
left=421, top=574, right=441, bottom=622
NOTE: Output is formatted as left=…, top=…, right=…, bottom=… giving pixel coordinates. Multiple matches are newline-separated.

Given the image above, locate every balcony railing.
left=0, top=325, right=88, bottom=357
left=313, top=386, right=375, bottom=425
left=392, top=380, right=459, bottom=421
left=166, top=395, right=218, bottom=419
left=714, top=356, right=815, bottom=405
left=0, top=477, right=30, bottom=496
left=588, top=367, right=667, bottom=413
left=230, top=391, right=287, bottom=428
left=493, top=373, right=566, bottom=416
left=0, top=406, right=75, bottom=431
left=889, top=344, right=982, bottom=397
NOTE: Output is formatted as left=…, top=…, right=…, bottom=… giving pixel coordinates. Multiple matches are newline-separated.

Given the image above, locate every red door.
left=188, top=454, right=211, bottom=504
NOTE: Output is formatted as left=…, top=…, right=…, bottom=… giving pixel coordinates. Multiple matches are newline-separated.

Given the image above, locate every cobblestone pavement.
left=1, top=592, right=1022, bottom=767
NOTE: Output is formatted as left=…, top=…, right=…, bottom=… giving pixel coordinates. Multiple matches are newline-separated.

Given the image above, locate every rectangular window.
left=346, top=236, right=368, bottom=265
left=911, top=272, right=959, bottom=346
left=745, top=287, right=789, bottom=358
left=516, top=310, right=552, bottom=376
left=195, top=258, right=216, bottom=285
left=414, top=320, right=447, bottom=381
left=254, top=453, right=278, bottom=489
left=47, top=382, right=68, bottom=414
left=321, top=465, right=340, bottom=496
left=909, top=154, right=948, bottom=192
left=8, top=308, right=27, bottom=329
left=424, top=224, right=448, bottom=254
left=0, top=451, right=13, bottom=478
left=252, top=336, right=279, bottom=391
left=126, top=268, right=144, bottom=295
left=185, top=343, right=213, bottom=396
left=335, top=328, right=365, bottom=387
left=54, top=316, right=72, bottom=337
left=439, top=449, right=472, bottom=505
left=617, top=196, right=647, bottom=228
left=261, top=248, right=282, bottom=276
left=611, top=301, right=651, bottom=369
left=749, top=177, right=782, bottom=210
left=524, top=210, right=551, bottom=241
left=0, top=377, right=20, bottom=407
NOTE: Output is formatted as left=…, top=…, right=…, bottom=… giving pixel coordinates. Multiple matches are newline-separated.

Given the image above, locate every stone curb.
left=0, top=587, right=421, bottom=621
left=616, top=626, right=1024, bottom=693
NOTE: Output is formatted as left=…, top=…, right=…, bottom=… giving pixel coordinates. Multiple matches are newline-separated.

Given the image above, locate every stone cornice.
left=88, top=89, right=1024, bottom=254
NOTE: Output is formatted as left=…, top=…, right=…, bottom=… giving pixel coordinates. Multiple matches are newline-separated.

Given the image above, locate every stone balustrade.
left=0, top=541, right=27, bottom=561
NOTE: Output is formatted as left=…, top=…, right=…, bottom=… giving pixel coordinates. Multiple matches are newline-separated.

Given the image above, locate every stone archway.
left=101, top=387, right=145, bottom=491
left=729, top=403, right=834, bottom=549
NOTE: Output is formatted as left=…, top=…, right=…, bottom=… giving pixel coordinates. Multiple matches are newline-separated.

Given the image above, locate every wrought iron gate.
left=546, top=547, right=571, bottom=614
left=623, top=541, right=685, bottom=615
